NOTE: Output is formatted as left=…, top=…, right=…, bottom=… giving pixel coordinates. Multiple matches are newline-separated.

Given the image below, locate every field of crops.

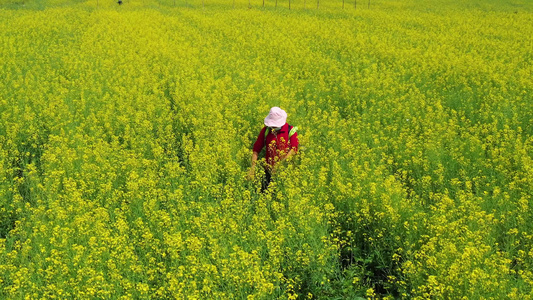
left=1, top=0, right=532, bottom=298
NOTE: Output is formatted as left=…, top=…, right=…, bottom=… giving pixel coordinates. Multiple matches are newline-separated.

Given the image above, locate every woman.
left=249, top=107, right=298, bottom=191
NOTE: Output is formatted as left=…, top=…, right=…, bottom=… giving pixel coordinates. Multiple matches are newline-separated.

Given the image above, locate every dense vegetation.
left=1, top=0, right=532, bottom=298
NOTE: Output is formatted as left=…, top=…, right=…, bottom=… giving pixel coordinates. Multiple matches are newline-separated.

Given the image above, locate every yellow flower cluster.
left=1, top=0, right=532, bottom=298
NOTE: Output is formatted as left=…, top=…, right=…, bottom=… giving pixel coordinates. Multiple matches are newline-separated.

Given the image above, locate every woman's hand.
left=247, top=166, right=256, bottom=180
left=248, top=151, right=259, bottom=180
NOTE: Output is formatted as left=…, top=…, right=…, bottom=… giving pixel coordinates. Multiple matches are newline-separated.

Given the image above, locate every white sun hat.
left=264, top=107, right=287, bottom=127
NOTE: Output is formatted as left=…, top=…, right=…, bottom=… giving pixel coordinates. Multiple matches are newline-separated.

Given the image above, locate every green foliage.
left=0, top=0, right=532, bottom=299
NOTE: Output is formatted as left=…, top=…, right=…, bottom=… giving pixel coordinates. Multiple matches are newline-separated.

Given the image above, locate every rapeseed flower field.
left=0, top=0, right=532, bottom=298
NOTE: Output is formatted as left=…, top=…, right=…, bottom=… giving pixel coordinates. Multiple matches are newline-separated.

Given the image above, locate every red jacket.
left=253, top=123, right=298, bottom=168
